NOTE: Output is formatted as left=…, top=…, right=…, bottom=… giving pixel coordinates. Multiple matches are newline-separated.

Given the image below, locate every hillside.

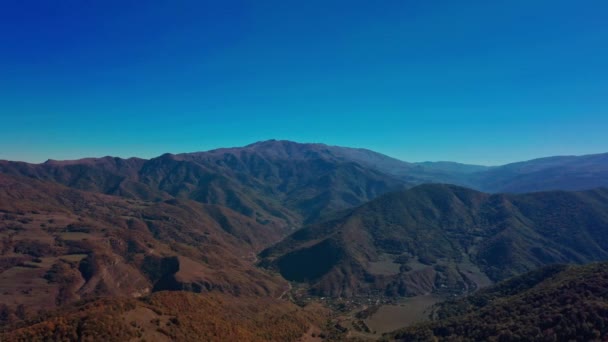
left=385, top=262, right=608, bottom=341
left=0, top=174, right=288, bottom=316
left=1, top=291, right=328, bottom=342
left=260, top=184, right=608, bottom=297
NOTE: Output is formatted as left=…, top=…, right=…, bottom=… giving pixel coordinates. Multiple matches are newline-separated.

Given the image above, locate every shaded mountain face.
left=386, top=262, right=608, bottom=341
left=260, top=184, right=608, bottom=297
left=0, top=140, right=409, bottom=231
left=0, top=174, right=288, bottom=316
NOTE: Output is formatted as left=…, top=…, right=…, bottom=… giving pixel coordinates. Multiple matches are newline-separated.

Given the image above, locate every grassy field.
left=364, top=295, right=442, bottom=334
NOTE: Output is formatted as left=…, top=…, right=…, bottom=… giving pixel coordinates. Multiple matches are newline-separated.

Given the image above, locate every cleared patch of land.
left=367, top=260, right=401, bottom=276
left=364, top=295, right=442, bottom=334
left=59, top=253, right=88, bottom=262
left=458, top=260, right=493, bottom=290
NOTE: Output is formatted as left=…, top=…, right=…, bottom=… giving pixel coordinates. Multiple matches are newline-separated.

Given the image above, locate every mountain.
left=470, top=152, right=608, bottom=193
left=0, top=173, right=289, bottom=316
left=169, top=140, right=410, bottom=224
left=292, top=143, right=491, bottom=186
left=2, top=140, right=608, bottom=207
left=413, top=162, right=490, bottom=175
left=0, top=141, right=425, bottom=320
left=260, top=184, right=608, bottom=297
left=0, top=140, right=409, bottom=229
left=386, top=262, right=608, bottom=341
left=0, top=291, right=328, bottom=342
left=310, top=144, right=608, bottom=193
left=3, top=141, right=608, bottom=304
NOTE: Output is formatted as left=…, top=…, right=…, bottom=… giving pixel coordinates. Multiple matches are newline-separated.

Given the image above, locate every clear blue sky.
left=1, top=0, right=607, bottom=165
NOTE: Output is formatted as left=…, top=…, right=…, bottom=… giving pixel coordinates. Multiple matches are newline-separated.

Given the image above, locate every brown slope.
left=0, top=174, right=287, bottom=316
left=1, top=291, right=329, bottom=342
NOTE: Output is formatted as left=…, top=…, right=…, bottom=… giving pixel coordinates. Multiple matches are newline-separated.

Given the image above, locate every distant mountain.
left=470, top=152, right=608, bottom=193
left=386, top=262, right=608, bottom=341
left=306, top=144, right=608, bottom=193
left=260, top=184, right=608, bottom=297
left=413, top=161, right=490, bottom=174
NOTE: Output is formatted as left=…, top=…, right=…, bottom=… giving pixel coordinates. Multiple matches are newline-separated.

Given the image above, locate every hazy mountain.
left=470, top=152, right=608, bottom=193
left=413, top=161, right=490, bottom=174
left=387, top=262, right=608, bottom=341
left=260, top=184, right=608, bottom=297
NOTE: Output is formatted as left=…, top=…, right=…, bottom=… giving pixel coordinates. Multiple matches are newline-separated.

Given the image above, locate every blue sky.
left=1, top=0, right=607, bottom=165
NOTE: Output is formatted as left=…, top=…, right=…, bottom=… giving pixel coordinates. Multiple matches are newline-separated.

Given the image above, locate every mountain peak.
left=245, top=139, right=328, bottom=151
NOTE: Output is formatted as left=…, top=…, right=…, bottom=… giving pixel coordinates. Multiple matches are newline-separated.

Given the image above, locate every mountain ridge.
left=260, top=183, right=608, bottom=297
left=4, top=140, right=608, bottom=196
left=0, top=140, right=411, bottom=230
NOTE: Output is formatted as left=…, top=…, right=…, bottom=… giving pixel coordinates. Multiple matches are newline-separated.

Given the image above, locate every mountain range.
left=2, top=140, right=608, bottom=340
left=3, top=140, right=608, bottom=201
